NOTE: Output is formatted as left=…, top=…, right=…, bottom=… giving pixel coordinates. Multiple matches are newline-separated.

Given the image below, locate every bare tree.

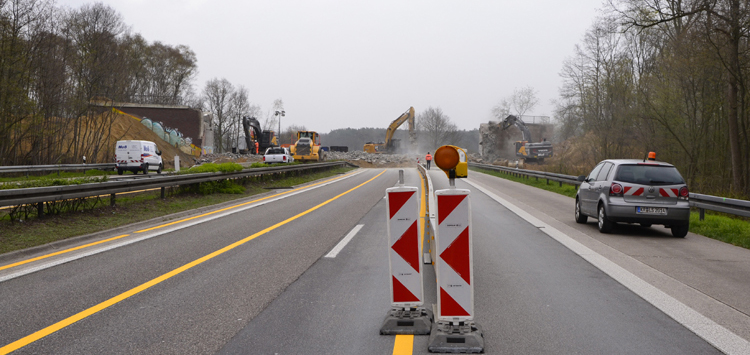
left=418, top=107, right=458, bottom=151
left=203, top=78, right=234, bottom=153
left=492, top=86, right=540, bottom=119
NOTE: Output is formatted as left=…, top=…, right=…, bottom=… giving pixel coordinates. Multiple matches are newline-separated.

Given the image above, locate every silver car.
left=574, top=158, right=690, bottom=237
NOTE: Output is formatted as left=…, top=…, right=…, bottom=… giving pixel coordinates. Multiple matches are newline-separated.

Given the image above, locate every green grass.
left=689, top=213, right=750, bottom=249
left=470, top=166, right=750, bottom=250
left=0, top=166, right=354, bottom=255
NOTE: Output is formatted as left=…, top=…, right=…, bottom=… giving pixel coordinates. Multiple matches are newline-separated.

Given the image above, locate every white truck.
left=115, top=140, right=163, bottom=174
left=262, top=147, right=294, bottom=164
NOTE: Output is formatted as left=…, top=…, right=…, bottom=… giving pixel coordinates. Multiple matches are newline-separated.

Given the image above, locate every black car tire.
left=143, top=163, right=149, bottom=174
left=575, top=198, right=587, bottom=224
left=157, top=163, right=162, bottom=174
left=671, top=225, right=689, bottom=238
left=598, top=204, right=614, bottom=233
left=117, top=168, right=123, bottom=175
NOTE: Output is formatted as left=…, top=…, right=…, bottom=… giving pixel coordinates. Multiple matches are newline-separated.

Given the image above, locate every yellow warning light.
left=434, top=145, right=468, bottom=178
left=648, top=151, right=656, bottom=161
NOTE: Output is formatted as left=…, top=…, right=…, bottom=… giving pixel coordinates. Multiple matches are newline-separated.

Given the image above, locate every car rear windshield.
left=267, top=148, right=285, bottom=154
left=614, top=164, right=685, bottom=185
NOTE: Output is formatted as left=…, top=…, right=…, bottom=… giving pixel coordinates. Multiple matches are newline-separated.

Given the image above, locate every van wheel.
left=117, top=168, right=123, bottom=175
left=157, top=163, right=162, bottom=174
left=143, top=163, right=149, bottom=174
left=598, top=204, right=614, bottom=233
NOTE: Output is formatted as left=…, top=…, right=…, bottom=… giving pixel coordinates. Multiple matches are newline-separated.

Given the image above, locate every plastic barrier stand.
left=386, top=186, right=424, bottom=307
left=434, top=188, right=474, bottom=322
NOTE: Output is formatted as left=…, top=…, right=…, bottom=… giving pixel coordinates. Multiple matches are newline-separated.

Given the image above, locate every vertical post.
left=429, top=187, right=484, bottom=352
left=700, top=208, right=705, bottom=221
left=380, top=181, right=432, bottom=335
left=161, top=186, right=165, bottom=199
left=110, top=193, right=116, bottom=206
left=37, top=202, right=44, bottom=217
left=174, top=156, right=180, bottom=172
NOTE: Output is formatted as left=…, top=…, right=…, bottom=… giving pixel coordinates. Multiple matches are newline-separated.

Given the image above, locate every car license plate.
left=636, top=207, right=667, bottom=215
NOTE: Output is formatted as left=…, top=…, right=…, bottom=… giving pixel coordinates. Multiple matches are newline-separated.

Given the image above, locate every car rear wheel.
left=598, top=204, right=614, bottom=233
left=157, top=163, right=162, bottom=174
left=143, top=163, right=149, bottom=174
left=671, top=225, right=689, bottom=238
left=575, top=198, right=587, bottom=223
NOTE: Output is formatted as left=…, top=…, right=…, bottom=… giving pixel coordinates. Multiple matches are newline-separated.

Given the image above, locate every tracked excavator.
left=290, top=130, right=325, bottom=162
left=242, top=116, right=278, bottom=154
left=501, top=114, right=553, bottom=162
left=363, top=107, right=416, bottom=153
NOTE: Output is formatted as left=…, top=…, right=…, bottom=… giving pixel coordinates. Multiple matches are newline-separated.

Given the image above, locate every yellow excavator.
left=290, top=130, right=325, bottom=162
left=363, top=107, right=416, bottom=153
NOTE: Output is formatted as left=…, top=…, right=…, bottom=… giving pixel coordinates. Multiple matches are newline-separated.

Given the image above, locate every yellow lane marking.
left=0, top=235, right=130, bottom=272
left=393, top=334, right=414, bottom=355
left=0, top=171, right=359, bottom=272
left=0, top=170, right=385, bottom=354
left=418, top=170, right=426, bottom=249
left=134, top=171, right=359, bottom=233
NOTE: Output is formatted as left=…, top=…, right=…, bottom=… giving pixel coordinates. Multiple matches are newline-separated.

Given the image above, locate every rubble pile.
left=326, top=151, right=422, bottom=168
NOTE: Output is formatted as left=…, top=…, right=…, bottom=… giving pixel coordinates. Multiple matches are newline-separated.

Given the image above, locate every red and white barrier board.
left=434, top=188, right=473, bottom=322
left=386, top=186, right=424, bottom=307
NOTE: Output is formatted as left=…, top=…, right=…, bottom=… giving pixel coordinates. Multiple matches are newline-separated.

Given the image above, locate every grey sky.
left=61, top=0, right=604, bottom=133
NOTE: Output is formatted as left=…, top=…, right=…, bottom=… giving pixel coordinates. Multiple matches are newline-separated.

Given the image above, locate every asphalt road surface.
left=1, top=167, right=748, bottom=354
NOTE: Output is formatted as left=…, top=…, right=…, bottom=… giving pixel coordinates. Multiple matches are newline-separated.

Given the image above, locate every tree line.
left=0, top=0, right=197, bottom=165
left=556, top=0, right=750, bottom=197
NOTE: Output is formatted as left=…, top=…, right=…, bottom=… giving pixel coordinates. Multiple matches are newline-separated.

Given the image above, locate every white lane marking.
left=325, top=224, right=364, bottom=258
left=464, top=178, right=750, bottom=355
left=0, top=170, right=367, bottom=283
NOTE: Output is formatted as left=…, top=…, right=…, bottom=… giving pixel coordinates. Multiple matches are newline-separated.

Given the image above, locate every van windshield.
left=614, top=164, right=685, bottom=185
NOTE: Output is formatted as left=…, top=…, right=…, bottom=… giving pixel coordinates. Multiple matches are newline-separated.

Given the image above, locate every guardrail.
left=0, top=164, right=117, bottom=176
left=0, top=162, right=348, bottom=213
left=469, top=162, right=750, bottom=221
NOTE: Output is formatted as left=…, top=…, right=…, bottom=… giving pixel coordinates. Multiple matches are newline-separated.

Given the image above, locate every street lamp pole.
left=275, top=110, right=285, bottom=145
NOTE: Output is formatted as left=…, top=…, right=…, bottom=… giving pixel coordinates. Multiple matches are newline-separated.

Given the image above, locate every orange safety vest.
left=255, top=141, right=259, bottom=154
left=425, top=154, right=432, bottom=161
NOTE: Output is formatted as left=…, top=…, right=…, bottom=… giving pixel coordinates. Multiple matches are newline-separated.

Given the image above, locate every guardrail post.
left=37, top=202, right=44, bottom=217
left=110, top=193, right=116, bottom=206
left=700, top=208, right=705, bottom=221
left=161, top=187, right=165, bottom=199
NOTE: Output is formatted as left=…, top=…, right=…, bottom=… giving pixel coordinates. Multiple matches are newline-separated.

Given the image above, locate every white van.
left=115, top=140, right=163, bottom=175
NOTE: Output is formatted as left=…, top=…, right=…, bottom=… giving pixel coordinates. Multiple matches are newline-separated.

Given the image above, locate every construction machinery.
left=501, top=115, right=553, bottom=162
left=363, top=107, right=416, bottom=153
left=290, top=130, right=325, bottom=162
left=242, top=116, right=278, bottom=154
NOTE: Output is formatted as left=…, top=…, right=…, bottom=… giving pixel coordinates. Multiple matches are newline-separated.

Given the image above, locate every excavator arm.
left=501, top=115, right=532, bottom=142
left=383, top=107, right=415, bottom=151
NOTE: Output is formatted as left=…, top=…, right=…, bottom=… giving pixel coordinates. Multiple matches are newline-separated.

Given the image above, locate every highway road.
left=0, top=167, right=748, bottom=354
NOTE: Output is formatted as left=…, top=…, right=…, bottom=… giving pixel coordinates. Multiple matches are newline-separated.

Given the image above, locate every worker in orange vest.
left=425, top=152, right=432, bottom=169
left=255, top=141, right=259, bottom=154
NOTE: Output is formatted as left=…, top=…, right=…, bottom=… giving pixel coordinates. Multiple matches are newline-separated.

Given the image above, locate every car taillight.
left=262, top=156, right=265, bottom=162
left=610, top=183, right=623, bottom=196
left=679, top=186, right=689, bottom=200
left=283, top=156, right=287, bottom=161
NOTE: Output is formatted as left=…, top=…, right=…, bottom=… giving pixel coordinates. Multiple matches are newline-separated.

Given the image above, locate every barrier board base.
left=427, top=321, right=484, bottom=353
left=379, top=307, right=433, bottom=335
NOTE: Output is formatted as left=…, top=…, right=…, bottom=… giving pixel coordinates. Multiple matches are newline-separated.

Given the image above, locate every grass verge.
left=0, top=166, right=354, bottom=255
left=471, top=167, right=750, bottom=250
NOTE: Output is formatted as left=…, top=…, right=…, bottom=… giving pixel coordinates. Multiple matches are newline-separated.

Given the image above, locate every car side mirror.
left=156, top=150, right=162, bottom=156
left=577, top=175, right=586, bottom=182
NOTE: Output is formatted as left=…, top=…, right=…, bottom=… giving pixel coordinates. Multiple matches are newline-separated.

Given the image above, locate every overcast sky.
left=60, top=0, right=605, bottom=133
